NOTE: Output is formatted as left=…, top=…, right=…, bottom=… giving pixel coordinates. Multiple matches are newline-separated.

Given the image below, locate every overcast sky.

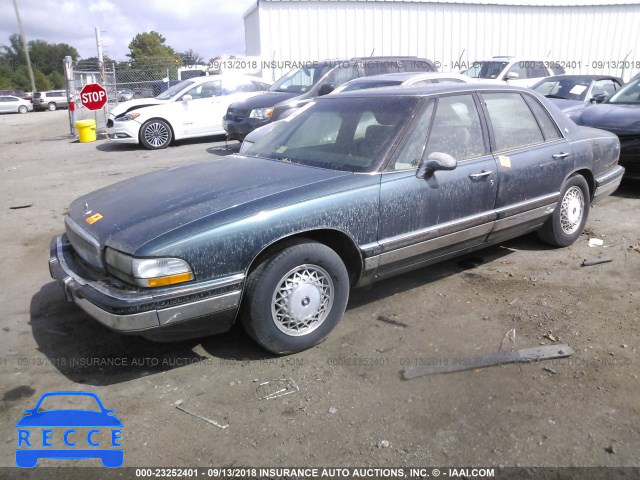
left=1, top=0, right=256, bottom=61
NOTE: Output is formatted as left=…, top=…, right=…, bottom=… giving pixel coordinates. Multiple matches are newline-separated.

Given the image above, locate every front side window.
left=482, top=92, right=545, bottom=151
left=246, top=96, right=419, bottom=172
left=184, top=80, right=221, bottom=99
left=425, top=94, right=486, bottom=161
left=607, top=78, right=640, bottom=104
left=269, top=65, right=332, bottom=94
left=463, top=61, right=509, bottom=79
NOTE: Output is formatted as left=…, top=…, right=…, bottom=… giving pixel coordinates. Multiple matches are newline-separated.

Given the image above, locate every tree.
left=127, top=31, right=178, bottom=64
left=179, top=49, right=204, bottom=66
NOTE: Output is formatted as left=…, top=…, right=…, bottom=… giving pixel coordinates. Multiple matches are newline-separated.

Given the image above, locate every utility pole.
left=12, top=0, right=36, bottom=94
left=95, top=26, right=105, bottom=82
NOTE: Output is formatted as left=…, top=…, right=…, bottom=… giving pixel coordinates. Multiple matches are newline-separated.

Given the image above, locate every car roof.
left=534, top=74, right=622, bottom=82
left=330, top=83, right=535, bottom=97
left=346, top=72, right=468, bottom=83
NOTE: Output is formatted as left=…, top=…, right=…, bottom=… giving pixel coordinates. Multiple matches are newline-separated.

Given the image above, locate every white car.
left=331, top=72, right=471, bottom=93
left=460, top=57, right=566, bottom=87
left=107, top=75, right=271, bottom=149
left=0, top=95, right=33, bottom=114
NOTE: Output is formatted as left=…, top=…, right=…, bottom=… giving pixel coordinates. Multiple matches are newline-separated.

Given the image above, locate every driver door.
left=176, top=79, right=223, bottom=136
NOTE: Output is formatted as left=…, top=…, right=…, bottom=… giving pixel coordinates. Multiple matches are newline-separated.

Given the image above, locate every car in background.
left=117, top=88, right=135, bottom=102
left=0, top=95, right=33, bottom=114
left=32, top=90, right=69, bottom=111
left=531, top=75, right=624, bottom=121
left=0, top=89, right=31, bottom=100
left=461, top=57, right=565, bottom=87
left=573, top=76, right=640, bottom=179
left=50, top=85, right=623, bottom=355
left=223, top=56, right=437, bottom=141
left=107, top=74, right=271, bottom=149
left=331, top=72, right=471, bottom=93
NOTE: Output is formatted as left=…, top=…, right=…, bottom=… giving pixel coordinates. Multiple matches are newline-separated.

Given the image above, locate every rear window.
left=34, top=93, right=42, bottom=99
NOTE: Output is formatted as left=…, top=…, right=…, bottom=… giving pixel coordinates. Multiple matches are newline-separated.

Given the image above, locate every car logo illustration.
left=16, top=391, right=123, bottom=468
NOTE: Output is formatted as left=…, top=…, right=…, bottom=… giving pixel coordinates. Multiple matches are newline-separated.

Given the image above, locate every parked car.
left=106, top=74, right=271, bottom=149
left=0, top=89, right=31, bottom=100
left=0, top=95, right=33, bottom=114
left=460, top=57, right=565, bottom=87
left=15, top=391, right=123, bottom=468
left=50, top=85, right=623, bottom=354
left=573, top=76, right=640, bottom=179
left=331, top=72, right=471, bottom=93
left=223, top=56, right=437, bottom=141
left=531, top=75, right=624, bottom=121
left=32, top=90, right=68, bottom=111
left=117, top=88, right=135, bottom=102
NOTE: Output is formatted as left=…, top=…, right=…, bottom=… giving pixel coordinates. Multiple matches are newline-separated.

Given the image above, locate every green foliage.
left=127, top=31, right=179, bottom=64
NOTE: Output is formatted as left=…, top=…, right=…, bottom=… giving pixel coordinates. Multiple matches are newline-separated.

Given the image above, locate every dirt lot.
left=0, top=110, right=638, bottom=478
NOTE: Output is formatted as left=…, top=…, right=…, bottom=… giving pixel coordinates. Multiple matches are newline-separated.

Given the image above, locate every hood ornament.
left=84, top=203, right=92, bottom=215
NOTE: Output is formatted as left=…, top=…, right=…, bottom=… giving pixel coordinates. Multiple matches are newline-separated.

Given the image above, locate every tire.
left=18, top=105, right=28, bottom=114
left=242, top=240, right=350, bottom=354
left=47, top=102, right=56, bottom=111
left=140, top=118, right=172, bottom=149
left=538, top=174, right=590, bottom=247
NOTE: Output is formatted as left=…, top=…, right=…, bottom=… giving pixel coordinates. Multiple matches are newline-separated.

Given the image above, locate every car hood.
left=548, top=98, right=584, bottom=112
left=66, top=157, right=352, bottom=254
left=109, top=98, right=167, bottom=117
left=577, top=103, right=640, bottom=135
left=229, top=91, right=298, bottom=110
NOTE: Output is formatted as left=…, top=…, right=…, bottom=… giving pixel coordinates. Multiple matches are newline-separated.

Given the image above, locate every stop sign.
left=80, top=83, right=108, bottom=110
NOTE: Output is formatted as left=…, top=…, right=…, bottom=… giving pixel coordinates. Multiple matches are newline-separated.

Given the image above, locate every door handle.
left=469, top=170, right=492, bottom=179
left=552, top=152, right=570, bottom=160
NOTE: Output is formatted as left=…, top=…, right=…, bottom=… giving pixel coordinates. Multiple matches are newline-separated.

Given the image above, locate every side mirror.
left=591, top=94, right=607, bottom=104
left=318, top=83, right=336, bottom=96
left=504, top=72, right=520, bottom=81
left=416, top=152, right=458, bottom=179
left=182, top=94, right=192, bottom=102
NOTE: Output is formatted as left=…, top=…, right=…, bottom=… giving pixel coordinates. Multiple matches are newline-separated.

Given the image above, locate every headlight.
left=249, top=107, right=273, bottom=120
left=115, top=113, right=140, bottom=122
left=105, top=248, right=194, bottom=288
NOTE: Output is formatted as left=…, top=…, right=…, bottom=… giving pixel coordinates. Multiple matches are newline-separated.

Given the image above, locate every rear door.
left=480, top=91, right=573, bottom=241
left=376, top=93, right=498, bottom=278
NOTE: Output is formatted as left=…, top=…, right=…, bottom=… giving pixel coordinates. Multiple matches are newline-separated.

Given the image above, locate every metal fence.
left=69, top=62, right=116, bottom=131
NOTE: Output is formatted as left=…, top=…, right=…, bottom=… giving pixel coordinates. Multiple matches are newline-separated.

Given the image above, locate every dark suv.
left=223, top=56, right=436, bottom=141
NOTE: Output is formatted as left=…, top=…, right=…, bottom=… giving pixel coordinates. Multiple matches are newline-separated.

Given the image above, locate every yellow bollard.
left=75, top=119, right=97, bottom=143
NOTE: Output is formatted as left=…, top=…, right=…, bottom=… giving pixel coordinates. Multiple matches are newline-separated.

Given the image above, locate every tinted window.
left=527, top=63, right=549, bottom=78
left=269, top=65, right=331, bottom=94
left=608, top=78, right=640, bottom=104
left=482, top=93, right=544, bottom=151
left=425, top=94, right=485, bottom=161
left=506, top=62, right=528, bottom=79
left=550, top=63, right=566, bottom=75
left=463, top=61, right=508, bottom=79
left=246, top=97, right=419, bottom=173
left=323, top=65, right=359, bottom=87
left=523, top=96, right=561, bottom=141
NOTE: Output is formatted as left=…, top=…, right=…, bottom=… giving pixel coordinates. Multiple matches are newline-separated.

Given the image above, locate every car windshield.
left=534, top=79, right=591, bottom=101
left=155, top=80, right=195, bottom=100
left=608, top=78, right=640, bottom=104
left=245, top=96, right=419, bottom=173
left=462, top=61, right=509, bottom=79
left=269, top=65, right=332, bottom=94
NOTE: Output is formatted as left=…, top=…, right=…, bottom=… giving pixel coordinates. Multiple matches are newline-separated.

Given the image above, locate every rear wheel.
left=47, top=102, right=56, bottom=111
left=538, top=174, right=590, bottom=247
left=242, top=240, right=350, bottom=354
left=18, top=105, right=28, bottom=114
left=140, top=119, right=172, bottom=149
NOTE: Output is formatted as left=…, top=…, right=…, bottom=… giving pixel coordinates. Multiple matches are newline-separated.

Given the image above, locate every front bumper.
left=106, top=118, right=141, bottom=144
left=593, top=165, right=625, bottom=203
left=49, top=235, right=244, bottom=341
left=223, top=116, right=270, bottom=141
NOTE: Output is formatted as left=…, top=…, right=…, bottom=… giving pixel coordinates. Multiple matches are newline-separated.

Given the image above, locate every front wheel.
left=47, top=102, right=56, bottom=111
left=538, top=175, right=590, bottom=247
left=242, top=240, right=350, bottom=354
left=140, top=119, right=172, bottom=149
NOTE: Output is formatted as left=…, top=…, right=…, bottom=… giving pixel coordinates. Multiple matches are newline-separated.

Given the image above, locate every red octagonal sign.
left=80, top=83, right=108, bottom=111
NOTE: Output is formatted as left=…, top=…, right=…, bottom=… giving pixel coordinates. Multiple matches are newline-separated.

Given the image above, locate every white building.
left=244, top=0, right=640, bottom=81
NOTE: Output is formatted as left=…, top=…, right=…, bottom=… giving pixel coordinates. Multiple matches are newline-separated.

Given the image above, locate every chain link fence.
left=69, top=61, right=116, bottom=131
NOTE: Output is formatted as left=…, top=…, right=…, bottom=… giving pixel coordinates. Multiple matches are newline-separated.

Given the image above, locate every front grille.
left=226, top=107, right=249, bottom=122
left=64, top=215, right=104, bottom=272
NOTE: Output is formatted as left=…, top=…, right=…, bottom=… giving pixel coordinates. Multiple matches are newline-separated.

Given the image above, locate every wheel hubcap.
left=271, top=264, right=334, bottom=336
left=560, top=186, right=584, bottom=235
left=144, top=123, right=169, bottom=147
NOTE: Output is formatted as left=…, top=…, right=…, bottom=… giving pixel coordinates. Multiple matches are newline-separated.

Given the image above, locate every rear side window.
left=482, top=92, right=545, bottom=151
left=550, top=63, right=566, bottom=75
left=523, top=95, right=561, bottom=141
